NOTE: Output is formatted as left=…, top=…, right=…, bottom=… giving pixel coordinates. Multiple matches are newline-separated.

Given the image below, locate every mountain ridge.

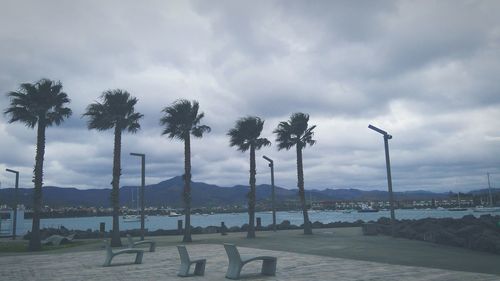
left=0, top=176, right=496, bottom=208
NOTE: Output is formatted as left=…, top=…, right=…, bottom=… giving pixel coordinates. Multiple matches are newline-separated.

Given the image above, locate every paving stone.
left=0, top=244, right=498, bottom=281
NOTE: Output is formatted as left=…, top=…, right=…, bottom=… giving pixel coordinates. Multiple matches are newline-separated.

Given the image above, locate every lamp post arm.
left=262, top=155, right=273, bottom=164
left=368, top=124, right=388, bottom=135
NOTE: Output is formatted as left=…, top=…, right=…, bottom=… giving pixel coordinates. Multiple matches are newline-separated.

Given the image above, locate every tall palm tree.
left=4, top=78, right=72, bottom=251
left=160, top=99, right=210, bottom=242
left=274, top=113, right=316, bottom=235
left=228, top=116, right=271, bottom=238
left=83, top=89, right=143, bottom=247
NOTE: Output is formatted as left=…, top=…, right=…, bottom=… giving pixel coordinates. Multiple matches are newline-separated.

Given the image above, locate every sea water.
left=6, top=208, right=495, bottom=235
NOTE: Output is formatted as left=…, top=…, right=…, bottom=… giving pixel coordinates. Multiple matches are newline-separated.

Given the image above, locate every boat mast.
left=309, top=191, right=312, bottom=209
left=487, top=172, right=493, bottom=207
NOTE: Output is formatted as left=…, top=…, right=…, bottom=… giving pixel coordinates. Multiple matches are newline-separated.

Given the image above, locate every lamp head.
left=262, top=155, right=273, bottom=164
left=368, top=124, right=391, bottom=138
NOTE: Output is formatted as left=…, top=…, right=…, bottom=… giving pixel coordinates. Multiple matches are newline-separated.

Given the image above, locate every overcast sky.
left=1, top=0, right=500, bottom=193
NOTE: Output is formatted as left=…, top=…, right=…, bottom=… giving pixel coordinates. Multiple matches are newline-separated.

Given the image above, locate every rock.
left=191, top=226, right=203, bottom=234
left=278, top=220, right=291, bottom=230
left=456, top=225, right=482, bottom=238
left=377, top=217, right=391, bottom=225
left=228, top=226, right=240, bottom=232
left=202, top=226, right=219, bottom=234
left=312, top=221, right=324, bottom=228
left=397, top=226, right=418, bottom=239
left=474, top=232, right=498, bottom=253
left=432, top=229, right=465, bottom=247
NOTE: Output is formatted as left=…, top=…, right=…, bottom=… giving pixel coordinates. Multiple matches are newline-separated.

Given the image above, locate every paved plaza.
left=1, top=243, right=499, bottom=281
left=2, top=228, right=500, bottom=280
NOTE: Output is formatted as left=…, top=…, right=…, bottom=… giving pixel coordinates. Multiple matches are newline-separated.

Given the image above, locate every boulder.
left=312, top=221, right=324, bottom=229
left=228, top=226, right=241, bottom=232
left=278, top=220, right=291, bottom=230
left=202, top=226, right=219, bottom=234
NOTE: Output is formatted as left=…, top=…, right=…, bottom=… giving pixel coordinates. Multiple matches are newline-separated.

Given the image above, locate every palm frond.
left=192, top=125, right=211, bottom=138
left=4, top=78, right=72, bottom=129
left=83, top=89, right=142, bottom=133
left=273, top=121, right=295, bottom=150
left=274, top=112, right=316, bottom=150
left=228, top=116, right=269, bottom=152
left=301, top=125, right=317, bottom=148
left=255, top=138, right=271, bottom=149
left=4, top=106, right=37, bottom=127
left=160, top=99, right=209, bottom=141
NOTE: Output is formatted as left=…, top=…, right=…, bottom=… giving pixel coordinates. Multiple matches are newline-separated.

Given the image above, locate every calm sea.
left=4, top=208, right=497, bottom=235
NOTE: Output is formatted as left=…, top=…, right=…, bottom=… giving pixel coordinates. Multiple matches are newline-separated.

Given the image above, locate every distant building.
left=0, top=205, right=25, bottom=236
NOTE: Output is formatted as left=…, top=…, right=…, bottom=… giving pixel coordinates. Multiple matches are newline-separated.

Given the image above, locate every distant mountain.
left=318, top=188, right=451, bottom=201
left=0, top=176, right=493, bottom=208
left=467, top=188, right=500, bottom=195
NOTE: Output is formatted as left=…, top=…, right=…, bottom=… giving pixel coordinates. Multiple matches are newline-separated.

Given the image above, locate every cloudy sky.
left=1, top=0, right=499, bottom=193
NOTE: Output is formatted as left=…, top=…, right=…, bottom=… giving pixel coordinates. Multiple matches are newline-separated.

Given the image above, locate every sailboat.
left=168, top=211, right=182, bottom=217
left=448, top=192, right=467, bottom=211
left=474, top=173, right=500, bottom=213
left=123, top=187, right=141, bottom=222
left=123, top=214, right=141, bottom=222
left=308, top=191, right=318, bottom=213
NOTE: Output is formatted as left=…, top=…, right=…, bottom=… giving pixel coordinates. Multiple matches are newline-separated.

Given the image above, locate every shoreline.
left=19, top=214, right=500, bottom=256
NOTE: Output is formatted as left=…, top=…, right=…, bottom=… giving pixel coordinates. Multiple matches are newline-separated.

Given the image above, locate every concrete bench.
left=224, top=243, right=277, bottom=279
left=41, top=234, right=75, bottom=246
left=102, top=240, right=144, bottom=267
left=177, top=245, right=206, bottom=277
left=126, top=234, right=156, bottom=252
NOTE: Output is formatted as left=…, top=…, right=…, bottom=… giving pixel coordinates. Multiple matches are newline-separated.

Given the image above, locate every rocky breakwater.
left=24, top=219, right=365, bottom=240
left=374, top=215, right=500, bottom=254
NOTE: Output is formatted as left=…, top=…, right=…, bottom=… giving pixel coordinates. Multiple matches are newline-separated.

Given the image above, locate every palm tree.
left=4, top=78, right=72, bottom=251
left=228, top=116, right=271, bottom=238
left=160, top=100, right=210, bottom=242
left=274, top=113, right=316, bottom=235
left=83, top=89, right=143, bottom=247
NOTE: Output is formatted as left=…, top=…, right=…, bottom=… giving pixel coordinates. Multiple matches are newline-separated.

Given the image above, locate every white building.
left=0, top=205, right=25, bottom=237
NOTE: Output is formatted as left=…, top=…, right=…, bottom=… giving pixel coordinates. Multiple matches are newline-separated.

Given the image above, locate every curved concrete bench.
left=42, top=234, right=75, bottom=246
left=126, top=234, right=156, bottom=252
left=223, top=243, right=277, bottom=279
left=102, top=240, right=144, bottom=267
left=176, top=245, right=206, bottom=277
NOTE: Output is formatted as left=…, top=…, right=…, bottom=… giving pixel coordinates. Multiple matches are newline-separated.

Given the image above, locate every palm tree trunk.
left=183, top=135, right=192, bottom=242
left=110, top=126, right=122, bottom=247
left=247, top=144, right=256, bottom=238
left=297, top=144, right=312, bottom=235
left=28, top=120, right=46, bottom=251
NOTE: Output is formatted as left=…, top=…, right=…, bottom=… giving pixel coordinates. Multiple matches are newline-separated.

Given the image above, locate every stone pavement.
left=0, top=244, right=498, bottom=281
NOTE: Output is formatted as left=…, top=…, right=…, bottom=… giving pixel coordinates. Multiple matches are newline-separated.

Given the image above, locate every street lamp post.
left=262, top=155, right=276, bottom=232
left=130, top=153, right=146, bottom=241
left=368, top=125, right=396, bottom=231
left=5, top=169, right=19, bottom=240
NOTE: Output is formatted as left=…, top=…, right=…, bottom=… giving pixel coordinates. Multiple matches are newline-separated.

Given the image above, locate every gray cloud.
left=1, top=0, right=500, bottom=193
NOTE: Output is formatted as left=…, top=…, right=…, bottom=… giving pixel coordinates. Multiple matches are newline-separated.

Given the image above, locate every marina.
left=2, top=208, right=499, bottom=236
